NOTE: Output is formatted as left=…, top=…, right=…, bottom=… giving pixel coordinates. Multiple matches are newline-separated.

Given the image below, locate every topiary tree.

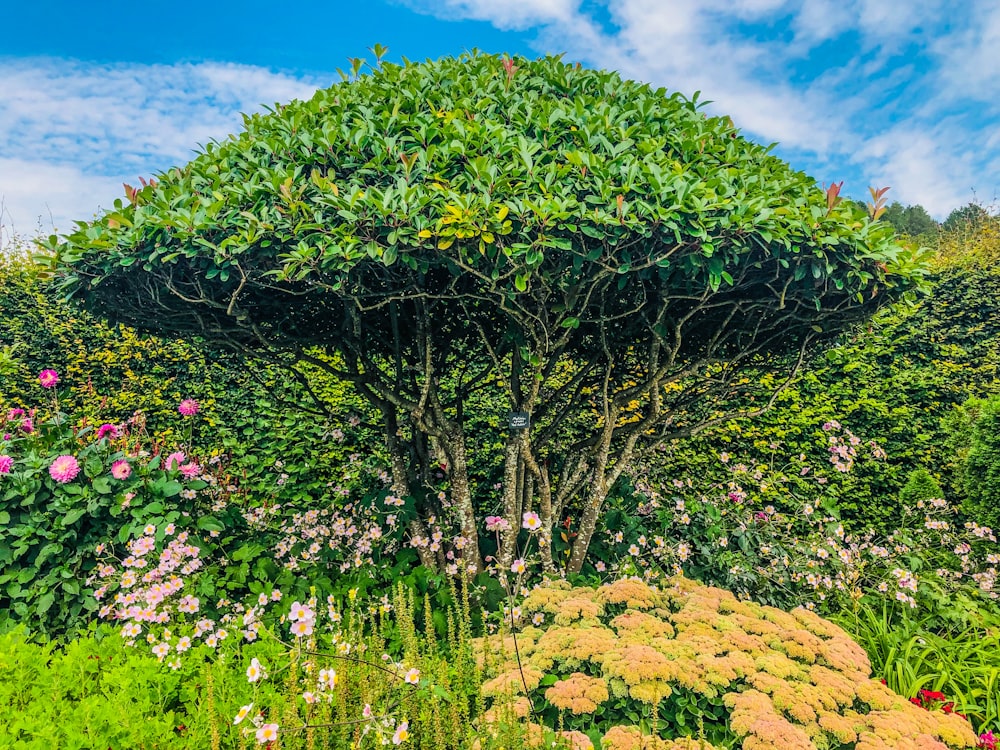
left=48, top=52, right=924, bottom=575
left=899, top=467, right=945, bottom=508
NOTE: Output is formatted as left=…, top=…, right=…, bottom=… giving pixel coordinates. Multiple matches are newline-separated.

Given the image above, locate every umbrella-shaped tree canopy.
left=49, top=52, right=925, bottom=574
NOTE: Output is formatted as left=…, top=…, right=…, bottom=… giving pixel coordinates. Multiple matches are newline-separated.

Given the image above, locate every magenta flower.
left=165, top=451, right=186, bottom=470
left=20, top=418, right=34, bottom=434
left=980, top=731, right=997, bottom=750
left=178, top=399, right=200, bottom=416
left=49, top=455, right=81, bottom=483
left=6, top=408, right=24, bottom=421
left=0, top=455, right=13, bottom=474
left=96, top=423, right=119, bottom=440
left=111, top=460, right=132, bottom=480
left=38, top=369, right=59, bottom=388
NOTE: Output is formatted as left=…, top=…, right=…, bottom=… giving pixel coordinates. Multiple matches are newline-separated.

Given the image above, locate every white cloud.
left=858, top=129, right=981, bottom=216
left=3, top=3, right=998, bottom=235
left=403, top=0, right=580, bottom=29
left=793, top=0, right=856, bottom=45
left=406, top=0, right=997, bottom=217
left=932, top=1, right=1000, bottom=106
left=0, top=58, right=325, bottom=238
left=0, top=159, right=121, bottom=240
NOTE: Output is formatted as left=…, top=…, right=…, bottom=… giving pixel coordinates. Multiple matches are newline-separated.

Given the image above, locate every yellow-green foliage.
left=0, top=251, right=368, bottom=497
left=476, top=577, right=979, bottom=750
left=0, top=251, right=237, bottom=439
left=929, top=210, right=1000, bottom=272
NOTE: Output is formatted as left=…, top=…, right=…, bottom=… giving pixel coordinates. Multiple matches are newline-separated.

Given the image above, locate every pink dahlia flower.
left=165, top=451, right=186, bottom=470
left=96, top=423, right=119, bottom=440
left=20, top=418, right=34, bottom=434
left=111, top=460, right=132, bottom=480
left=6, top=408, right=24, bottom=421
left=49, top=455, right=81, bottom=483
left=38, top=369, right=59, bottom=388
left=179, top=462, right=201, bottom=479
left=0, top=455, right=13, bottom=474
left=178, top=399, right=200, bottom=416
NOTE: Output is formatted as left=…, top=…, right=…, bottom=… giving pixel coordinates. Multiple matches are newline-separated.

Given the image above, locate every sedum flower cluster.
left=476, top=577, right=979, bottom=750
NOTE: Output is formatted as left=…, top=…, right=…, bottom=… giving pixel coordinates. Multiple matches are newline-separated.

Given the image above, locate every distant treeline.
left=877, top=201, right=996, bottom=240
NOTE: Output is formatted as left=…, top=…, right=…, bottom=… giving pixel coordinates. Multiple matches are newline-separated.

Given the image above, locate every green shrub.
left=959, top=396, right=1000, bottom=529
left=0, top=375, right=225, bottom=634
left=900, top=468, right=945, bottom=508
left=636, top=215, right=1000, bottom=534
left=0, top=626, right=211, bottom=748
left=0, top=252, right=371, bottom=514
left=0, top=582, right=540, bottom=749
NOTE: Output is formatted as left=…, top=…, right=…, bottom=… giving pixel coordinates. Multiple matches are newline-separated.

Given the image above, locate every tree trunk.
left=383, top=408, right=437, bottom=571
left=498, top=435, right=522, bottom=571
left=566, top=477, right=608, bottom=574
left=437, top=426, right=483, bottom=574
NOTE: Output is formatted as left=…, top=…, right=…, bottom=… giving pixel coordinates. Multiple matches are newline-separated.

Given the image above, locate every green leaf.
left=36, top=591, right=55, bottom=615
left=161, top=481, right=183, bottom=498
left=62, top=508, right=86, bottom=526
left=34, top=543, right=62, bottom=568
left=197, top=516, right=225, bottom=533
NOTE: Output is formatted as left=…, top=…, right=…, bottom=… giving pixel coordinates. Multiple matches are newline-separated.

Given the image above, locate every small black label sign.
left=508, top=411, right=530, bottom=430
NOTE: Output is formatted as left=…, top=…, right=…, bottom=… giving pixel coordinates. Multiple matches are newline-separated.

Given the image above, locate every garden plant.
left=0, top=51, right=996, bottom=749
left=49, top=51, right=922, bottom=578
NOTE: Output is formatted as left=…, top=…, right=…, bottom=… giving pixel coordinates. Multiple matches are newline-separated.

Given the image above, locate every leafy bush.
left=480, top=577, right=979, bottom=749
left=0, top=604, right=469, bottom=750
left=900, top=468, right=945, bottom=509
left=0, top=252, right=371, bottom=515
left=0, top=374, right=224, bottom=634
left=958, top=396, right=1000, bottom=529
left=0, top=580, right=552, bottom=749
left=642, top=215, right=1000, bottom=533
left=0, top=627, right=212, bottom=748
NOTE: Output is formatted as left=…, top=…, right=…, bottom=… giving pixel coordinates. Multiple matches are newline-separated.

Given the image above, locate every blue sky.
left=2, top=0, right=998, bottom=245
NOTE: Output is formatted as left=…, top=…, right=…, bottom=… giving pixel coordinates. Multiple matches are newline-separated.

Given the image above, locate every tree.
left=943, top=203, right=991, bottom=233
left=881, top=201, right=939, bottom=238
left=48, top=52, right=924, bottom=575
